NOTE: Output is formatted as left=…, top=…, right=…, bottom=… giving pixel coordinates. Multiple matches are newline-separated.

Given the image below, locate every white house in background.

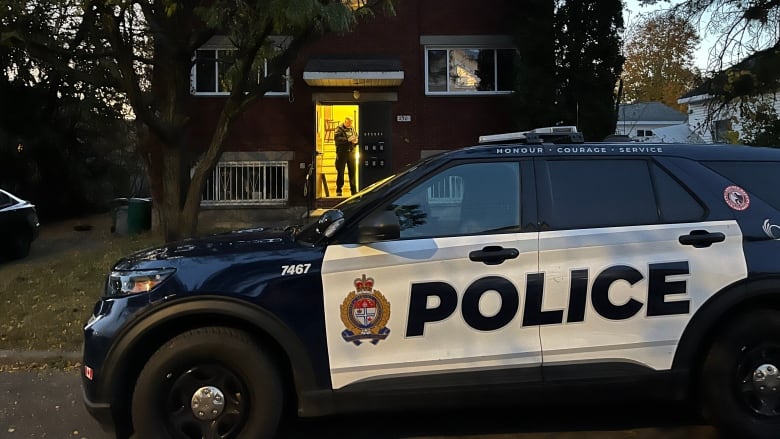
left=638, top=123, right=705, bottom=143
left=615, top=102, right=688, bottom=140
left=678, top=88, right=780, bottom=143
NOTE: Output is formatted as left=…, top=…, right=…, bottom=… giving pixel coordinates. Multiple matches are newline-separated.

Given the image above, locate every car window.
left=650, top=163, right=706, bottom=222
left=703, top=161, right=780, bottom=211
left=388, top=161, right=521, bottom=239
left=541, top=159, right=658, bottom=229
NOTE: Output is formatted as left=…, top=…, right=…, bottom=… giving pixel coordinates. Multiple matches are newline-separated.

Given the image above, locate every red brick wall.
left=189, top=0, right=517, bottom=205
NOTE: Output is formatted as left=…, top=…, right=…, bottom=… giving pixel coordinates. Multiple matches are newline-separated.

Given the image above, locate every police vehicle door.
left=534, top=158, right=746, bottom=374
left=322, top=160, right=540, bottom=389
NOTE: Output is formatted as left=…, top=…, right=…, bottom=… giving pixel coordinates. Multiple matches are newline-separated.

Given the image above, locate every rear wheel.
left=131, top=327, right=283, bottom=439
left=700, top=309, right=780, bottom=439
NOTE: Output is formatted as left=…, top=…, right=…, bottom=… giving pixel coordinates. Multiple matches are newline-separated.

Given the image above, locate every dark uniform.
left=334, top=122, right=357, bottom=196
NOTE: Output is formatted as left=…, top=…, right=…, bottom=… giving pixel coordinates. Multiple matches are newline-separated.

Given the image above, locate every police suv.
left=83, top=127, right=780, bottom=438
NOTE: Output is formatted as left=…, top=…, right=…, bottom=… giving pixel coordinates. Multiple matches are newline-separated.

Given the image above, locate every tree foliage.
left=642, top=0, right=780, bottom=99
left=509, top=0, right=558, bottom=129
left=510, top=0, right=625, bottom=141
left=641, top=0, right=780, bottom=145
left=621, top=13, right=701, bottom=111
left=0, top=5, right=138, bottom=219
left=555, top=0, right=624, bottom=141
left=736, top=99, right=780, bottom=147
left=2, top=0, right=395, bottom=241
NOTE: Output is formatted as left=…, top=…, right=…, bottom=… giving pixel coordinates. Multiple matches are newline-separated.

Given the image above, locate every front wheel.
left=700, top=309, right=780, bottom=439
left=6, top=229, right=31, bottom=260
left=131, top=327, right=283, bottom=439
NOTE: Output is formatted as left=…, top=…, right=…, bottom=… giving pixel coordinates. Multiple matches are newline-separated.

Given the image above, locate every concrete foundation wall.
left=198, top=206, right=310, bottom=231
left=150, top=206, right=312, bottom=235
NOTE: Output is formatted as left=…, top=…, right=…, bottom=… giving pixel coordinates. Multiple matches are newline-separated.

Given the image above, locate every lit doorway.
left=315, top=103, right=360, bottom=199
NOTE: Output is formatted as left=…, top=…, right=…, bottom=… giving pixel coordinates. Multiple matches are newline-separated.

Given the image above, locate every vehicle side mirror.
left=358, top=210, right=400, bottom=243
left=316, top=209, right=345, bottom=238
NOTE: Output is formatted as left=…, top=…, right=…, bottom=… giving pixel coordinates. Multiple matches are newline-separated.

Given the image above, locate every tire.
left=7, top=229, right=31, bottom=260
left=700, top=309, right=780, bottom=439
left=131, top=327, right=284, bottom=439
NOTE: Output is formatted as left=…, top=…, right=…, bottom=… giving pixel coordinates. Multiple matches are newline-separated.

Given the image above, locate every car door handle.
left=469, top=246, right=519, bottom=265
left=678, top=230, right=726, bottom=248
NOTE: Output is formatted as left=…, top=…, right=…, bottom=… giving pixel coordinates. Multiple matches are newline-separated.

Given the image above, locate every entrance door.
left=358, top=102, right=392, bottom=189
left=316, top=103, right=360, bottom=198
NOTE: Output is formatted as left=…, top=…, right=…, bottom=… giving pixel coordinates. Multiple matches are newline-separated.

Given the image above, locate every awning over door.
left=303, top=56, right=404, bottom=87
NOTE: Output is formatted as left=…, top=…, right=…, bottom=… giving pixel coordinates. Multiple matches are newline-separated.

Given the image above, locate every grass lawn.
left=0, top=215, right=163, bottom=352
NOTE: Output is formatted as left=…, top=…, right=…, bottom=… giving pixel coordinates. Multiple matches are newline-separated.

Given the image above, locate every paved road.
left=0, top=369, right=721, bottom=439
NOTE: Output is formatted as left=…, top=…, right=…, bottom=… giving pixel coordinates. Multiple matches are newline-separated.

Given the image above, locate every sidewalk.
left=0, top=350, right=81, bottom=366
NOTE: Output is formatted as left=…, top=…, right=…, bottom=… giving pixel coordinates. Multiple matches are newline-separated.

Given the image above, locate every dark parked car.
left=84, top=128, right=780, bottom=439
left=0, top=189, right=40, bottom=260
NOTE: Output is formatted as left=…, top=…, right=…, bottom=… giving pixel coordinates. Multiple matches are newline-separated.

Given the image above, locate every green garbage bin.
left=127, top=198, right=152, bottom=234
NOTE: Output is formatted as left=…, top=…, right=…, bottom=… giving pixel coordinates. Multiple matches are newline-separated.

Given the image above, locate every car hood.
left=114, top=226, right=300, bottom=270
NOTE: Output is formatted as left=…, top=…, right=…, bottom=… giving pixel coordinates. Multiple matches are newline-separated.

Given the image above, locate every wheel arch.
left=99, top=297, right=325, bottom=433
left=674, top=277, right=780, bottom=373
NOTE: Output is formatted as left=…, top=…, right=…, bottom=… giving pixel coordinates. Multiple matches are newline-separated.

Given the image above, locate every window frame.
left=191, top=48, right=290, bottom=97
left=424, top=46, right=514, bottom=96
left=712, top=119, right=734, bottom=143
left=353, top=158, right=534, bottom=241
left=199, top=160, right=289, bottom=206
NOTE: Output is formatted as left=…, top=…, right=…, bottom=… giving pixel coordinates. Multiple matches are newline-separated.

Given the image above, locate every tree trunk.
left=144, top=135, right=196, bottom=243
left=144, top=101, right=238, bottom=242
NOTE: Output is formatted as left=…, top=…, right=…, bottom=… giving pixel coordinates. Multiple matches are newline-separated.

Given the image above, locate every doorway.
left=315, top=103, right=360, bottom=199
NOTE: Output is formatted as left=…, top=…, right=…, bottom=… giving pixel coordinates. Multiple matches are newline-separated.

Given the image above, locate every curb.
left=0, top=350, right=81, bottom=365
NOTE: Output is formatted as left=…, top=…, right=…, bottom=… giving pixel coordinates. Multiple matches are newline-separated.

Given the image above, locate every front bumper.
left=81, top=293, right=152, bottom=435
left=82, top=382, right=116, bottom=434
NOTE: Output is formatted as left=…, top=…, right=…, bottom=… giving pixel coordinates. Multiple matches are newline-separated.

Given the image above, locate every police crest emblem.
left=340, top=274, right=391, bottom=345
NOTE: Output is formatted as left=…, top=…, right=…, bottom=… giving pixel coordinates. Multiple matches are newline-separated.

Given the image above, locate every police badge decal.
left=340, top=274, right=391, bottom=345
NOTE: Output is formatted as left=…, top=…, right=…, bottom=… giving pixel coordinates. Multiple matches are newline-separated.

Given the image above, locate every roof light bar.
left=478, top=126, right=579, bottom=144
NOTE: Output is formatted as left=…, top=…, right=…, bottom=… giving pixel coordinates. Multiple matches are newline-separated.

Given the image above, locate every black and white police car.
left=83, top=127, right=780, bottom=438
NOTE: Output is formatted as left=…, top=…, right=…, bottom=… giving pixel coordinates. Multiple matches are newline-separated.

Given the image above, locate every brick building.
left=189, top=0, right=516, bottom=223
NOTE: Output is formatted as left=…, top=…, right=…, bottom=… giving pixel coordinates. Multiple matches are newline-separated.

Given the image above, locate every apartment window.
left=193, top=49, right=289, bottom=96
left=426, top=48, right=514, bottom=95
left=201, top=161, right=288, bottom=206
left=713, top=119, right=733, bottom=143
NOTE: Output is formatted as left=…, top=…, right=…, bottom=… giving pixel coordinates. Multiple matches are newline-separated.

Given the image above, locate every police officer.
left=334, top=117, right=358, bottom=197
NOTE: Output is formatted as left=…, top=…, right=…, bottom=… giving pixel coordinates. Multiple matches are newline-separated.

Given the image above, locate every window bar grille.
left=201, top=161, right=288, bottom=206
left=428, top=175, right=463, bottom=204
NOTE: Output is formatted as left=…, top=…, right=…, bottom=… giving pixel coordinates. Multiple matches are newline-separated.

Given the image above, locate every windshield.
left=295, top=155, right=441, bottom=244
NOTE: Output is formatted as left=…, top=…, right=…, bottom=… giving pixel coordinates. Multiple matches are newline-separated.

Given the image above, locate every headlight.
left=106, top=268, right=176, bottom=297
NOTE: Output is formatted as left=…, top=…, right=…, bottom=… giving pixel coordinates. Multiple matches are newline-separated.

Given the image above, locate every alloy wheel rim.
left=736, top=343, right=780, bottom=417
left=164, top=363, right=249, bottom=439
